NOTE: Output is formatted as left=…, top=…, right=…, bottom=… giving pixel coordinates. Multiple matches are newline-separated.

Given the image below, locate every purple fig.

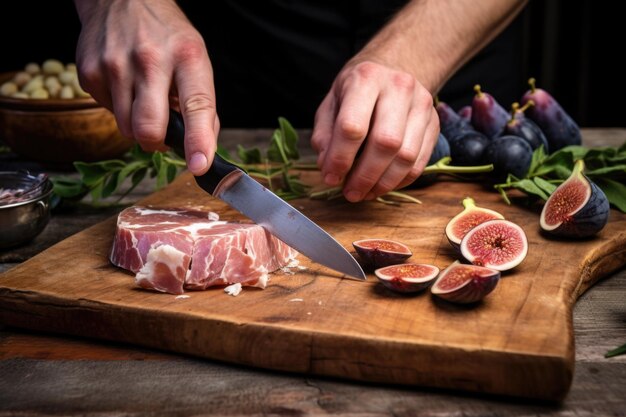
left=449, top=130, right=490, bottom=166
left=500, top=102, right=550, bottom=152
left=520, top=78, right=582, bottom=152
left=540, top=159, right=609, bottom=238
left=482, top=135, right=533, bottom=181
left=431, top=261, right=500, bottom=304
left=375, top=263, right=440, bottom=294
left=471, top=84, right=509, bottom=139
left=445, top=197, right=505, bottom=252
left=458, top=105, right=472, bottom=123
left=460, top=219, right=528, bottom=272
left=352, top=238, right=412, bottom=269
left=435, top=98, right=473, bottom=141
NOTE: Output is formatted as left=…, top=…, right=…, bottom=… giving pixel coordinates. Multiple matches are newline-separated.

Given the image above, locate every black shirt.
left=179, top=0, right=525, bottom=128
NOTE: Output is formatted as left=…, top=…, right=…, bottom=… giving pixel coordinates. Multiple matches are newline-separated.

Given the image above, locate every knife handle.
left=165, top=109, right=241, bottom=195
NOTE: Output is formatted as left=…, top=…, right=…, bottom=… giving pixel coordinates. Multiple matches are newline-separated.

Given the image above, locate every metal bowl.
left=0, top=171, right=53, bottom=249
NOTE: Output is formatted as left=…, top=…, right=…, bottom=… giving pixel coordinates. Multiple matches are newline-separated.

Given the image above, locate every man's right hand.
left=73, top=0, right=219, bottom=175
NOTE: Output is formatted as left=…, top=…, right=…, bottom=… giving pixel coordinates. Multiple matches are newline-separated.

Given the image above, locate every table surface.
left=1, top=128, right=625, bottom=416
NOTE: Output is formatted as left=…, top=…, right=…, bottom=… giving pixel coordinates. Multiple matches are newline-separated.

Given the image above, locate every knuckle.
left=354, top=61, right=380, bottom=80
left=173, top=35, right=207, bottom=63
left=336, top=118, right=368, bottom=142
left=133, top=122, right=164, bottom=144
left=396, top=147, right=418, bottom=165
left=326, top=154, right=352, bottom=174
left=131, top=45, right=163, bottom=75
left=181, top=93, right=216, bottom=115
left=372, top=131, right=403, bottom=153
left=392, top=72, right=415, bottom=91
left=101, top=53, right=125, bottom=81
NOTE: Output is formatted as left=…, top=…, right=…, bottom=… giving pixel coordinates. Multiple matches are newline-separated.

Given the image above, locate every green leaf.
left=90, top=181, right=104, bottom=201
left=131, top=167, right=148, bottom=187
left=585, top=165, right=626, bottom=176
left=528, top=145, right=547, bottom=175
left=237, top=145, right=262, bottom=164
left=102, top=172, right=120, bottom=198
left=594, top=178, right=626, bottom=213
left=509, top=179, right=550, bottom=200
left=116, top=160, right=147, bottom=190
left=267, top=129, right=288, bottom=163
left=166, top=163, right=178, bottom=184
left=278, top=116, right=300, bottom=160
left=73, top=162, right=108, bottom=187
left=216, top=144, right=232, bottom=160
left=605, top=342, right=626, bottom=358
left=130, top=144, right=154, bottom=162
left=151, top=151, right=164, bottom=171
left=532, top=176, right=557, bottom=196
left=51, top=177, right=87, bottom=199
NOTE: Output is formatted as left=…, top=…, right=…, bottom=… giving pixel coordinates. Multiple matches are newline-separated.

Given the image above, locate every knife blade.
left=165, top=110, right=366, bottom=280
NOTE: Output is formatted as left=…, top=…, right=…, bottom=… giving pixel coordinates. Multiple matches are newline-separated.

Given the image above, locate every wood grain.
left=1, top=163, right=625, bottom=402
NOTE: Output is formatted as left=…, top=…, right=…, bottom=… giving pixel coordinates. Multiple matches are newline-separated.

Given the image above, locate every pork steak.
left=110, top=206, right=298, bottom=294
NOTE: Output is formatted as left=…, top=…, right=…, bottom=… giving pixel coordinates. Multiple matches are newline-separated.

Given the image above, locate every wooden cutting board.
left=1, top=172, right=625, bottom=401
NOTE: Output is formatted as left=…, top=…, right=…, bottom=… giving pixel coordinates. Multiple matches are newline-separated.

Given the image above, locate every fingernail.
left=324, top=173, right=341, bottom=186
left=188, top=152, right=208, bottom=174
left=345, top=190, right=362, bottom=202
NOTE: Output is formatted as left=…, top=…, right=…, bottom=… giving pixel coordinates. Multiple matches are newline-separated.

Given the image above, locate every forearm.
left=352, top=0, right=528, bottom=94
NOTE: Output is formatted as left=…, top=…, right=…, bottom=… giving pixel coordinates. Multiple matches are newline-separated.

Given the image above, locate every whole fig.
left=520, top=78, right=581, bottom=152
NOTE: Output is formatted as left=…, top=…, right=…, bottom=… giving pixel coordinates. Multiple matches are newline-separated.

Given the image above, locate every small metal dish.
left=0, top=171, right=53, bottom=249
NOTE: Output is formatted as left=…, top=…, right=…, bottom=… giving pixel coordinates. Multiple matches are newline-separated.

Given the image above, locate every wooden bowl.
left=0, top=72, right=133, bottom=169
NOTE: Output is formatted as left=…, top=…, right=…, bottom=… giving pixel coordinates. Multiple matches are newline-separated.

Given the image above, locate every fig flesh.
left=431, top=261, right=500, bottom=304
left=460, top=219, right=528, bottom=271
left=352, top=238, right=412, bottom=268
left=445, top=197, right=505, bottom=251
left=375, top=263, right=440, bottom=294
left=540, top=159, right=610, bottom=238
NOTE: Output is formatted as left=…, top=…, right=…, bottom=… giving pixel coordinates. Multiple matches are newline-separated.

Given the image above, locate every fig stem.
left=519, top=100, right=534, bottom=114
left=473, top=84, right=483, bottom=98
left=462, top=197, right=476, bottom=209
left=528, top=77, right=536, bottom=93
left=423, top=157, right=494, bottom=175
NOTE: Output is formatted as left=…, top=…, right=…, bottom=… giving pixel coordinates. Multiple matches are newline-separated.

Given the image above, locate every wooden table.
left=1, top=129, right=625, bottom=416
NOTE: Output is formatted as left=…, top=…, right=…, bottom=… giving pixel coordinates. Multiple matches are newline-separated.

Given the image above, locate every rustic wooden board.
left=1, top=172, right=625, bottom=401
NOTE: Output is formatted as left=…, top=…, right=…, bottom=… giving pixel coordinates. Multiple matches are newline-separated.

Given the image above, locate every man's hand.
left=311, top=61, right=439, bottom=202
left=73, top=0, right=218, bottom=175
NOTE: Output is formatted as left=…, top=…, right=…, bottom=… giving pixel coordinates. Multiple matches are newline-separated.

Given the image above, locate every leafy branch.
left=51, top=145, right=186, bottom=206
left=494, top=142, right=626, bottom=213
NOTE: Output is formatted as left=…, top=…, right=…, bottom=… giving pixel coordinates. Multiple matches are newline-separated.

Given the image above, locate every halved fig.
left=431, top=261, right=500, bottom=304
left=540, top=159, right=610, bottom=238
left=460, top=219, right=528, bottom=271
left=445, top=197, right=505, bottom=252
left=352, top=238, right=412, bottom=268
left=375, top=263, right=440, bottom=294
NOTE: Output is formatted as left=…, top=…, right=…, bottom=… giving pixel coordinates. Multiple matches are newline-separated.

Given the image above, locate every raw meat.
left=110, top=206, right=298, bottom=294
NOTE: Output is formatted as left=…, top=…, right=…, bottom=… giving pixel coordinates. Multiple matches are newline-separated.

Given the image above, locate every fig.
left=352, top=238, right=412, bottom=268
left=460, top=219, right=528, bottom=271
left=482, top=135, right=533, bottom=182
left=539, top=159, right=610, bottom=238
left=375, top=263, right=440, bottom=294
left=520, top=78, right=582, bottom=152
left=409, top=133, right=451, bottom=188
left=458, top=105, right=472, bottom=123
left=431, top=261, right=500, bottom=304
left=445, top=197, right=505, bottom=252
left=471, top=84, right=509, bottom=139
left=448, top=130, right=490, bottom=166
left=435, top=98, right=473, bottom=141
left=500, top=102, right=550, bottom=153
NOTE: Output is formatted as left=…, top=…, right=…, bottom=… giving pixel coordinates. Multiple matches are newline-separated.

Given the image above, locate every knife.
left=165, top=110, right=366, bottom=280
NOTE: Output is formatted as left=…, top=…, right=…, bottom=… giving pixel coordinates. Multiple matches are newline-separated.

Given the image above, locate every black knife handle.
left=165, top=109, right=240, bottom=195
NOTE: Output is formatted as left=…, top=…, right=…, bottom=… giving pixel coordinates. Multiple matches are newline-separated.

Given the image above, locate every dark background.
left=1, top=0, right=622, bottom=128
